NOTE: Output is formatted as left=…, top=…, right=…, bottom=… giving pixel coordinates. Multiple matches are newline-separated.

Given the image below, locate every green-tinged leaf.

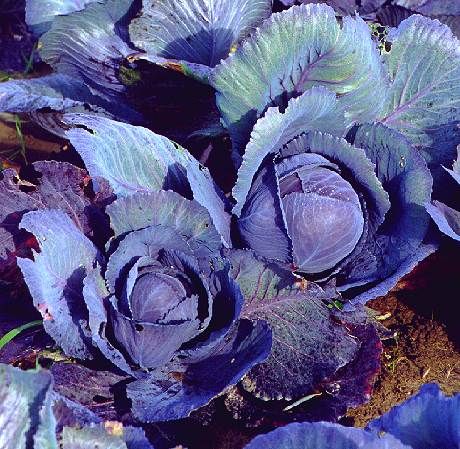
left=0, top=364, right=57, bottom=449
left=379, top=15, right=460, bottom=167
left=233, top=86, right=347, bottom=216
left=227, top=250, right=359, bottom=400
left=17, top=210, right=98, bottom=359
left=129, top=0, right=272, bottom=67
left=105, top=191, right=222, bottom=255
left=39, top=0, right=135, bottom=101
left=25, top=0, right=103, bottom=35
left=64, top=114, right=231, bottom=246
left=212, top=3, right=387, bottom=159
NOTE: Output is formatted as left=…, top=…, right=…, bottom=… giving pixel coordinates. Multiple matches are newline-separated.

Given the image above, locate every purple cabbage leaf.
left=220, top=249, right=382, bottom=423
left=62, top=113, right=231, bottom=246
left=0, top=160, right=110, bottom=289
left=244, top=421, right=410, bottom=449
left=367, top=383, right=460, bottom=449
left=426, top=147, right=460, bottom=241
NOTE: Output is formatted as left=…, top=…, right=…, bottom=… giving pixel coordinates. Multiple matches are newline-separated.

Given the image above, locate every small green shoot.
left=327, top=299, right=344, bottom=310
left=14, top=115, right=28, bottom=163
left=0, top=320, right=43, bottom=351
left=0, top=71, right=10, bottom=82
left=22, top=43, right=37, bottom=75
left=119, top=65, right=141, bottom=86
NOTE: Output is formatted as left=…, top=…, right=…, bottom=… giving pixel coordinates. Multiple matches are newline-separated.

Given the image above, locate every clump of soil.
left=347, top=243, right=460, bottom=426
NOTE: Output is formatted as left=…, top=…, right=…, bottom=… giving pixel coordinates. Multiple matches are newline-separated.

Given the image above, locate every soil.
left=347, top=243, right=460, bottom=427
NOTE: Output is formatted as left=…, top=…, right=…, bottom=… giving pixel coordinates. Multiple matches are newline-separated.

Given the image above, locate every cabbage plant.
left=212, top=4, right=460, bottom=305
left=14, top=115, right=272, bottom=423
left=244, top=384, right=460, bottom=449
left=230, top=92, right=434, bottom=305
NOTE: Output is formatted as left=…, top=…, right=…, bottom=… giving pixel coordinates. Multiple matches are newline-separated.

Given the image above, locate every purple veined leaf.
left=0, top=74, right=96, bottom=113
left=232, top=86, right=347, bottom=215
left=128, top=0, right=272, bottom=78
left=127, top=317, right=272, bottom=422
left=64, top=114, right=231, bottom=246
left=237, top=160, right=293, bottom=263
left=212, top=3, right=387, bottom=160
left=0, top=363, right=57, bottom=449
left=82, top=270, right=136, bottom=376
left=367, top=383, right=460, bottom=449
left=378, top=15, right=460, bottom=169
left=39, top=0, right=136, bottom=103
left=16, top=209, right=98, bottom=359
left=0, top=161, right=101, bottom=280
left=25, top=0, right=103, bottom=35
left=226, top=249, right=360, bottom=402
left=244, top=421, right=411, bottom=449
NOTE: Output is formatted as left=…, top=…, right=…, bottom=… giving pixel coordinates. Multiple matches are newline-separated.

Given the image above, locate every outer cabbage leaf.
left=368, top=384, right=460, bottom=449
left=340, top=123, right=434, bottom=304
left=378, top=15, right=460, bottom=168
left=227, top=249, right=360, bottom=401
left=64, top=114, right=231, bottom=246
left=17, top=210, right=98, bottom=359
left=212, top=3, right=387, bottom=159
left=0, top=364, right=57, bottom=449
left=244, top=422, right=410, bottom=449
left=0, top=74, right=139, bottom=130
left=39, top=0, right=136, bottom=102
left=62, top=426, right=154, bottom=449
left=129, top=0, right=272, bottom=68
left=0, top=74, right=98, bottom=113
left=224, top=312, right=382, bottom=425
left=0, top=160, right=108, bottom=296
left=127, top=317, right=271, bottom=422
left=25, top=0, right=102, bottom=35
left=426, top=148, right=460, bottom=240
left=426, top=201, right=460, bottom=241
left=232, top=86, right=347, bottom=215
left=279, top=0, right=386, bottom=16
